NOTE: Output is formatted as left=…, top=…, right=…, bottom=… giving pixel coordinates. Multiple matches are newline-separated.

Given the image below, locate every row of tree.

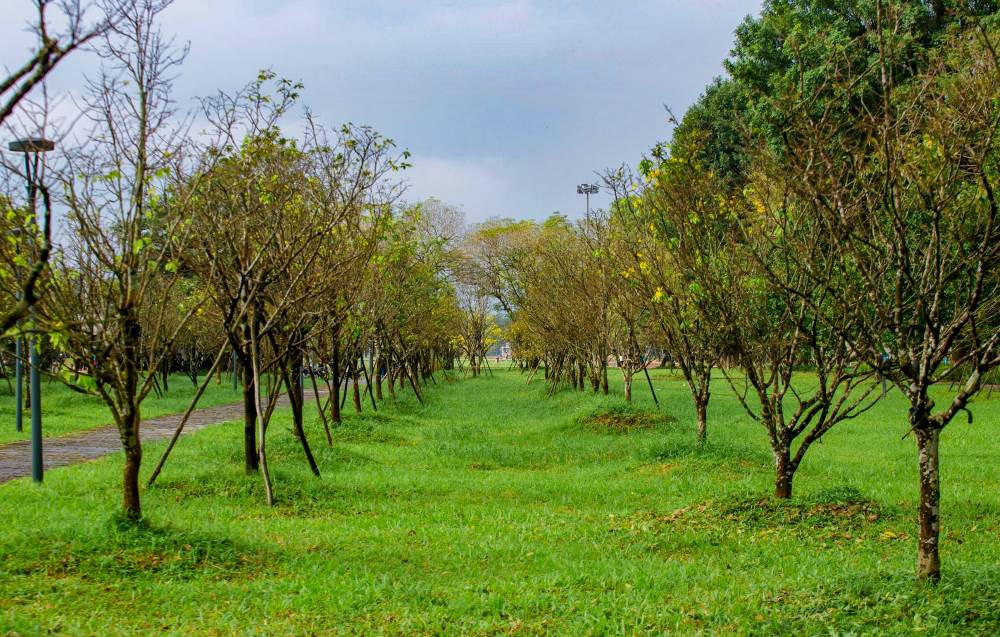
left=1, top=1, right=493, bottom=519
left=458, top=1, right=1000, bottom=582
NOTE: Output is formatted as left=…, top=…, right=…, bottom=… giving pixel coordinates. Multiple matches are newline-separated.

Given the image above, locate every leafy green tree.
left=756, top=13, right=1000, bottom=580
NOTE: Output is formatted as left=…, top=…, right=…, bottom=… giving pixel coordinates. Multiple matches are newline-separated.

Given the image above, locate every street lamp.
left=9, top=136, right=55, bottom=483
left=576, top=183, right=599, bottom=216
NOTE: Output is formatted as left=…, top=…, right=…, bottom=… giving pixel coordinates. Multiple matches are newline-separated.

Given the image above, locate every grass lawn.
left=0, top=373, right=244, bottom=445
left=0, top=368, right=998, bottom=635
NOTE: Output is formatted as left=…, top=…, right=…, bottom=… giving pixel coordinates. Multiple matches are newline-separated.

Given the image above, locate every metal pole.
left=30, top=337, right=41, bottom=482
left=26, top=151, right=42, bottom=482
left=14, top=337, right=22, bottom=432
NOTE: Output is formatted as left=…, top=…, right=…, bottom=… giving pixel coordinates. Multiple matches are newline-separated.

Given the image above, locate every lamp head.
left=8, top=138, right=55, bottom=153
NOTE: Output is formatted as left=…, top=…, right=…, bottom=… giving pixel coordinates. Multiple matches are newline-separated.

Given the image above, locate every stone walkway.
left=0, top=393, right=306, bottom=484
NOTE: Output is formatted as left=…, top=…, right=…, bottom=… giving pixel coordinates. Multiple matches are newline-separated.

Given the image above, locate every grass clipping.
left=575, top=400, right=674, bottom=434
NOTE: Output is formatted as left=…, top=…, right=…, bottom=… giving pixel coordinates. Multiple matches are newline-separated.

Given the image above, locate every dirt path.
left=0, top=393, right=304, bottom=484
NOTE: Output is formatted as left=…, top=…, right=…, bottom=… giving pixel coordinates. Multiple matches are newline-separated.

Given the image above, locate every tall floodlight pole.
left=9, top=137, right=55, bottom=483
left=577, top=183, right=599, bottom=216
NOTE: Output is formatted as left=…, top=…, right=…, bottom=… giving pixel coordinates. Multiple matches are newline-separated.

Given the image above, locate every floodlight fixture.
left=576, top=183, right=599, bottom=215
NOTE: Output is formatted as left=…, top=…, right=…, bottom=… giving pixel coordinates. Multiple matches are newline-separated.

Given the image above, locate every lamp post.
left=9, top=137, right=55, bottom=483
left=577, top=183, right=599, bottom=216
left=12, top=227, right=23, bottom=434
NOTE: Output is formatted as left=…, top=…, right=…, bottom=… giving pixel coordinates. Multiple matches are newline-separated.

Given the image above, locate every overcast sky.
left=3, top=0, right=761, bottom=223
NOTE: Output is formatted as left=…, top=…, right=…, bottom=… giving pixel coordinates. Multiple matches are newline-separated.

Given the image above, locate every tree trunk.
left=931, top=0, right=946, bottom=27
left=285, top=363, right=320, bottom=477
left=241, top=364, right=258, bottom=473
left=696, top=398, right=708, bottom=446
left=623, top=374, right=632, bottom=402
left=916, top=427, right=942, bottom=581
left=773, top=441, right=793, bottom=499
left=121, top=408, right=143, bottom=520
left=374, top=350, right=383, bottom=401
left=601, top=363, right=609, bottom=395
left=351, top=361, right=362, bottom=413
left=249, top=319, right=274, bottom=506
left=331, top=340, right=342, bottom=423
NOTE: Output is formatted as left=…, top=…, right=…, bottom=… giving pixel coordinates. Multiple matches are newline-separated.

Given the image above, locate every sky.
left=3, top=0, right=762, bottom=224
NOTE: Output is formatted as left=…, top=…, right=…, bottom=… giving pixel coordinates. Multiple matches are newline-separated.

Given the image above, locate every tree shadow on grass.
left=757, top=567, right=1000, bottom=634
left=7, top=515, right=266, bottom=582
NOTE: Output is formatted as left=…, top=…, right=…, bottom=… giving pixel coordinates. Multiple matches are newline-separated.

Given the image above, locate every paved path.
left=0, top=393, right=305, bottom=484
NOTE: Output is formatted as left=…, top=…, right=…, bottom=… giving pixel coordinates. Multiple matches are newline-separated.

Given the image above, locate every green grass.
left=0, top=368, right=998, bottom=635
left=0, top=373, right=243, bottom=445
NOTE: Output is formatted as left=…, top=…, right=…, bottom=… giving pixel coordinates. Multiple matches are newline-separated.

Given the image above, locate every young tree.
left=179, top=74, right=407, bottom=503
left=42, top=0, right=195, bottom=519
left=607, top=165, right=717, bottom=434
left=632, top=131, right=883, bottom=498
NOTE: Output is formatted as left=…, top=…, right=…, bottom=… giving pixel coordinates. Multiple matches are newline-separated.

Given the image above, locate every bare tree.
left=41, top=0, right=198, bottom=519
left=1, top=1, right=121, bottom=126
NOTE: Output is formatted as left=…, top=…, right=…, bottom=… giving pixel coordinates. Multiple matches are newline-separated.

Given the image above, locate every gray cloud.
left=3, top=0, right=761, bottom=222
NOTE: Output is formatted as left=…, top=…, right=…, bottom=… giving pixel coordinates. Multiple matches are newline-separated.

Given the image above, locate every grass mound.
left=609, top=487, right=890, bottom=546
left=575, top=400, right=673, bottom=434
left=717, top=487, right=886, bottom=530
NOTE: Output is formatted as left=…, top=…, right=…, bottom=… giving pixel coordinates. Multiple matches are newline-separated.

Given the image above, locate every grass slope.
left=0, top=369, right=998, bottom=635
left=0, top=373, right=243, bottom=445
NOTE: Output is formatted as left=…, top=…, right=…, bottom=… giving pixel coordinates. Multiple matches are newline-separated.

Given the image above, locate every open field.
left=0, top=369, right=998, bottom=635
left=0, top=373, right=242, bottom=446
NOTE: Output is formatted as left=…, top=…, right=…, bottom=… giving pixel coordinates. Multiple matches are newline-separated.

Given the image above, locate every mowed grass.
left=0, top=368, right=998, bottom=635
left=0, top=373, right=243, bottom=445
